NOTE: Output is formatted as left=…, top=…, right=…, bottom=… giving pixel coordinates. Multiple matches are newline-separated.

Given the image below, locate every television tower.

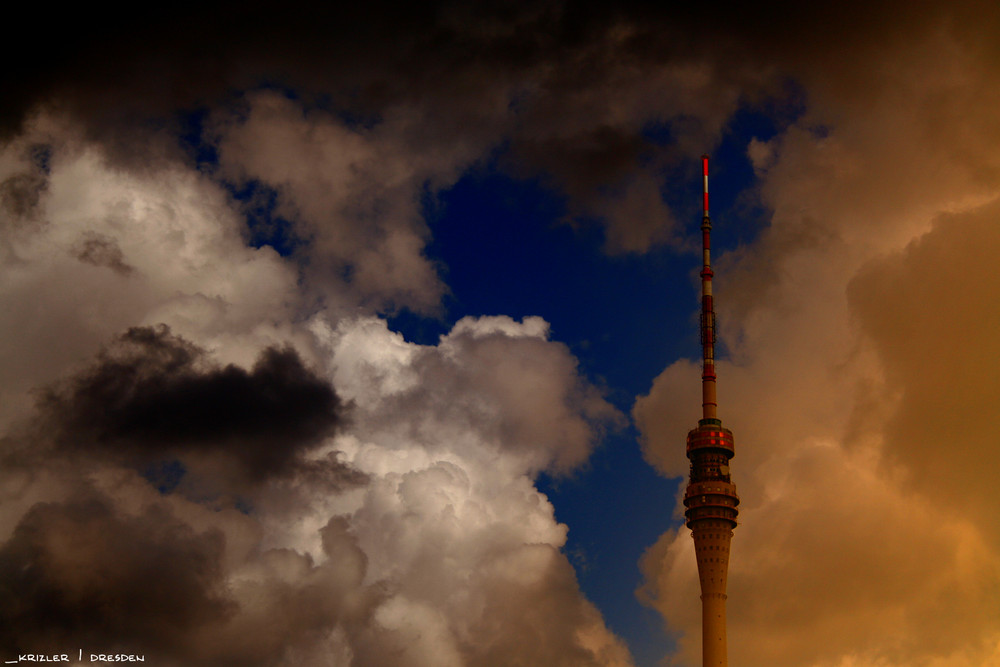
left=683, top=155, right=739, bottom=667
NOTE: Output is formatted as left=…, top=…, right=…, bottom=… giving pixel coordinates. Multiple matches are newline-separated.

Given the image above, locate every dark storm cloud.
left=0, top=1, right=794, bottom=249
left=0, top=490, right=380, bottom=666
left=17, top=0, right=985, bottom=254
left=8, top=1, right=996, bottom=162
left=0, top=493, right=231, bottom=656
left=39, top=325, right=344, bottom=480
left=24, top=2, right=973, bottom=104
left=19, top=0, right=989, bottom=255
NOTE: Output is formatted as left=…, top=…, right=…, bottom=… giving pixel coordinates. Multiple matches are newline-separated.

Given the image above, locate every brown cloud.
left=213, top=92, right=456, bottom=314
left=849, top=200, right=1000, bottom=545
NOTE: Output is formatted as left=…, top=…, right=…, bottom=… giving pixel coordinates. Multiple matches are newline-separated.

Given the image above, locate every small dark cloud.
left=39, top=325, right=345, bottom=482
left=71, top=232, right=134, bottom=275
left=0, top=159, right=50, bottom=262
left=0, top=172, right=46, bottom=221
left=511, top=126, right=647, bottom=200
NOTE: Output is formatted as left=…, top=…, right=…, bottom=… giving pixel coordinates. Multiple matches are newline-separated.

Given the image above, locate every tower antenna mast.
left=683, top=155, right=740, bottom=667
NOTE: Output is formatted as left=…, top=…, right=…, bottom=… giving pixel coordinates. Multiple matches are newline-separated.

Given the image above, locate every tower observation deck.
left=684, top=155, right=739, bottom=667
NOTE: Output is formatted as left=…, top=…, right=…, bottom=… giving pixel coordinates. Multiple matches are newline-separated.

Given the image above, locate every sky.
left=2, top=2, right=1000, bottom=666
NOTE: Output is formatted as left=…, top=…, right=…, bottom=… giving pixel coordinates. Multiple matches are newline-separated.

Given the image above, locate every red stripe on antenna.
left=702, top=154, right=710, bottom=215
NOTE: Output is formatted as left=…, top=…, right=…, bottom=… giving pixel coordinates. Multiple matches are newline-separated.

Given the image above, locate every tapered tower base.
left=684, top=419, right=739, bottom=667
left=693, top=519, right=733, bottom=667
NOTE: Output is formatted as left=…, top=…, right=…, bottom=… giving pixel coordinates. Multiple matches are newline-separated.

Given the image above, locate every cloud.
left=0, top=7, right=732, bottom=664
left=2, top=2, right=771, bottom=256
left=70, top=232, right=134, bottom=275
left=0, top=493, right=233, bottom=656
left=1, top=47, right=639, bottom=659
left=1, top=309, right=630, bottom=665
left=12, top=2, right=1000, bottom=263
left=8, top=3, right=1000, bottom=666
left=306, top=314, right=632, bottom=666
left=213, top=91, right=459, bottom=315
left=320, top=315, right=624, bottom=475
left=37, top=324, right=344, bottom=485
left=0, top=479, right=382, bottom=667
left=0, top=118, right=305, bottom=432
left=849, top=200, right=1000, bottom=543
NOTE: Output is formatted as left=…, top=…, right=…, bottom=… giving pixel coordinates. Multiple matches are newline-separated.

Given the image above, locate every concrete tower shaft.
left=684, top=156, right=739, bottom=667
